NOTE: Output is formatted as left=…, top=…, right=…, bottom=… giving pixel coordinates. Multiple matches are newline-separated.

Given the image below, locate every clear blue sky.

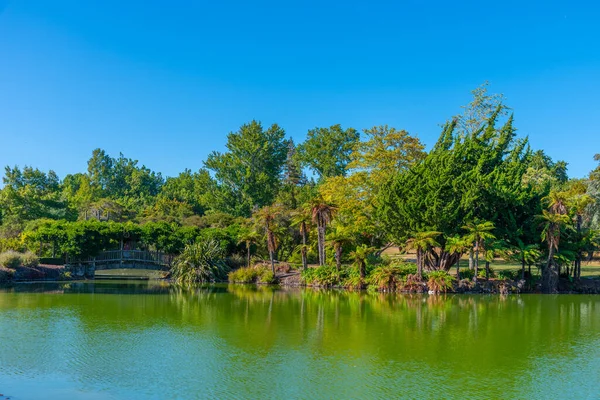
left=1, top=0, right=599, bottom=181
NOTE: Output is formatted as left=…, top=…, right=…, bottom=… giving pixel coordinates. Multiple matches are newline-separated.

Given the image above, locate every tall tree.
left=254, top=205, right=282, bottom=273
left=378, top=102, right=531, bottom=271
left=291, top=208, right=312, bottom=270
left=462, top=221, right=496, bottom=283
left=298, top=124, right=359, bottom=179
left=205, top=121, right=288, bottom=216
left=309, top=198, right=336, bottom=266
left=406, top=231, right=441, bottom=279
left=238, top=229, right=260, bottom=268
left=326, top=227, right=353, bottom=272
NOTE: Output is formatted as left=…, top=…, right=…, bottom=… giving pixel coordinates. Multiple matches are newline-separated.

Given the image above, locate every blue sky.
left=1, top=0, right=599, bottom=181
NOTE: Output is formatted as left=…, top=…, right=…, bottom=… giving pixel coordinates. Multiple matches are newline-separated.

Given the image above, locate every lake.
left=0, top=281, right=599, bottom=399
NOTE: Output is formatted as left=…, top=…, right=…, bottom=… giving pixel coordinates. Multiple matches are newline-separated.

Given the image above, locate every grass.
left=381, top=248, right=600, bottom=279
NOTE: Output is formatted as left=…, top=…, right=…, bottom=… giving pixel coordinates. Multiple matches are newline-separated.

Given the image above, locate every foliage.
left=204, top=121, right=288, bottom=216
left=378, top=97, right=539, bottom=271
left=427, top=271, right=454, bottom=294
left=298, top=124, right=359, bottom=179
left=21, top=251, right=39, bottom=268
left=301, top=265, right=344, bottom=287
left=0, top=251, right=23, bottom=269
left=170, top=240, right=229, bottom=284
left=228, top=265, right=276, bottom=284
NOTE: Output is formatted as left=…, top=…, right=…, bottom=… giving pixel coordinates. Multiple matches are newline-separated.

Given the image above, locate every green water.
left=0, top=281, right=598, bottom=399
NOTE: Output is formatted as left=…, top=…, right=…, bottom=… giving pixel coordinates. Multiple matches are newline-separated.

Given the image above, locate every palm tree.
left=326, top=227, right=354, bottom=272
left=445, top=235, right=471, bottom=279
left=539, top=210, right=571, bottom=293
left=462, top=221, right=495, bottom=283
left=309, top=198, right=337, bottom=266
left=254, top=205, right=281, bottom=274
left=350, top=244, right=376, bottom=280
left=171, top=239, right=228, bottom=284
left=482, top=240, right=506, bottom=281
left=570, top=194, right=594, bottom=280
left=237, top=229, right=260, bottom=268
left=511, top=241, right=542, bottom=280
left=406, top=231, right=441, bottom=279
left=291, top=209, right=312, bottom=270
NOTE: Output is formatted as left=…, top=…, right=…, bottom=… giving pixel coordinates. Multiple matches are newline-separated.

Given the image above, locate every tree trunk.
left=317, top=220, right=326, bottom=266
left=469, top=249, right=474, bottom=270
left=301, top=223, right=308, bottom=270
left=270, top=251, right=275, bottom=274
left=485, top=260, right=490, bottom=281
left=473, top=242, right=479, bottom=283
left=542, top=241, right=558, bottom=293
left=521, top=254, right=526, bottom=280
left=246, top=243, right=251, bottom=268
left=359, top=261, right=366, bottom=279
left=456, top=257, right=460, bottom=280
left=416, top=248, right=423, bottom=279
left=335, top=246, right=342, bottom=272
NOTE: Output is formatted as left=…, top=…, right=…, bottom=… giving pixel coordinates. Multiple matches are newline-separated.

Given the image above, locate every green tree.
left=350, top=244, right=376, bottom=280
left=291, top=208, right=312, bottom=270
left=309, top=198, right=336, bottom=266
left=254, top=205, right=282, bottom=273
left=326, top=226, right=353, bottom=272
left=540, top=210, right=571, bottom=293
left=159, top=169, right=214, bottom=215
left=406, top=231, right=441, bottom=279
left=445, top=235, right=471, bottom=279
left=378, top=89, right=534, bottom=271
left=238, top=229, right=260, bottom=268
left=298, top=124, right=359, bottom=179
left=205, top=121, right=288, bottom=216
left=462, top=221, right=496, bottom=283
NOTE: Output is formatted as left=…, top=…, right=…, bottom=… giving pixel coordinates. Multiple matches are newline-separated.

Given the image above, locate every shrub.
left=497, top=269, right=517, bottom=280
left=228, top=266, right=276, bottom=284
left=21, top=252, right=39, bottom=268
left=369, top=265, right=404, bottom=291
left=479, top=267, right=496, bottom=278
left=171, top=239, right=229, bottom=284
left=427, top=271, right=454, bottom=294
left=457, top=268, right=474, bottom=280
left=257, top=268, right=275, bottom=284
left=228, top=267, right=258, bottom=283
left=0, top=251, right=22, bottom=269
left=301, top=265, right=343, bottom=287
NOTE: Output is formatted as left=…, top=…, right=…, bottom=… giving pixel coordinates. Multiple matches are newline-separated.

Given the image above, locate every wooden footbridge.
left=66, top=250, right=174, bottom=278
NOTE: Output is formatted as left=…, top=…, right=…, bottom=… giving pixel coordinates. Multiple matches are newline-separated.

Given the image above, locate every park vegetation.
left=1, top=84, right=599, bottom=293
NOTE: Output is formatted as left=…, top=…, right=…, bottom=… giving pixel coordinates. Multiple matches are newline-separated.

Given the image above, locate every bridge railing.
left=67, top=250, right=174, bottom=267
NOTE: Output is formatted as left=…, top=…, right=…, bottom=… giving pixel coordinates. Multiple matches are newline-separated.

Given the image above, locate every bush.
left=21, top=252, right=39, bottom=268
left=301, top=265, right=343, bottom=287
left=228, top=267, right=258, bottom=283
left=0, top=251, right=23, bottom=269
left=228, top=266, right=276, bottom=284
left=427, top=271, right=454, bottom=294
left=497, top=269, right=517, bottom=280
left=479, top=267, right=496, bottom=278
left=257, top=269, right=275, bottom=284
left=369, top=265, right=406, bottom=291
left=457, top=268, right=474, bottom=280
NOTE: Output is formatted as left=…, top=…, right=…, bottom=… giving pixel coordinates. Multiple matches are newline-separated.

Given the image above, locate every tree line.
left=1, top=84, right=599, bottom=293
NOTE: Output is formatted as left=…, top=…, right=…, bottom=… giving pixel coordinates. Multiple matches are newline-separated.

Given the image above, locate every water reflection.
left=0, top=282, right=598, bottom=399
